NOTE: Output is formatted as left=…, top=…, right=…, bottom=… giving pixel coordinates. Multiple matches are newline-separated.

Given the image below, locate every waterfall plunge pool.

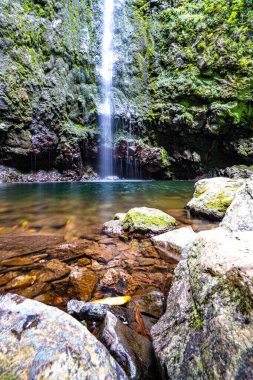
left=0, top=181, right=217, bottom=308
left=0, top=180, right=214, bottom=235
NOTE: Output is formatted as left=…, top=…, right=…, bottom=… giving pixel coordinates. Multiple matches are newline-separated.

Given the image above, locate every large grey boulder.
left=151, top=228, right=253, bottom=379
left=220, top=178, right=253, bottom=232
left=103, top=207, right=176, bottom=237
left=186, top=177, right=244, bottom=220
left=0, top=294, right=127, bottom=379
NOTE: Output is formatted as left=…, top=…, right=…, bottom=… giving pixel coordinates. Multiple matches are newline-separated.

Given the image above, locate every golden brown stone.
left=5, top=275, right=37, bottom=290
left=69, top=267, right=98, bottom=301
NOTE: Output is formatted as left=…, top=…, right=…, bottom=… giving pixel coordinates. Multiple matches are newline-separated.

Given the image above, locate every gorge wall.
left=0, top=0, right=253, bottom=180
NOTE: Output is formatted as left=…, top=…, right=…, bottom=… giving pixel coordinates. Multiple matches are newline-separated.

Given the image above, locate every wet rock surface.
left=187, top=177, right=244, bottom=220
left=1, top=0, right=253, bottom=180
left=0, top=231, right=176, bottom=308
left=115, top=139, right=170, bottom=179
left=152, top=228, right=253, bottom=379
left=99, top=311, right=156, bottom=380
left=103, top=219, right=124, bottom=237
left=0, top=293, right=127, bottom=379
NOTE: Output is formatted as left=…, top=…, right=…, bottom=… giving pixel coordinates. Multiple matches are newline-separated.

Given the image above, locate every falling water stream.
left=100, top=0, right=114, bottom=178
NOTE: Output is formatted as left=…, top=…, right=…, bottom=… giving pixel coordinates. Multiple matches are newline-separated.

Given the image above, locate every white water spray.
left=100, top=0, right=114, bottom=178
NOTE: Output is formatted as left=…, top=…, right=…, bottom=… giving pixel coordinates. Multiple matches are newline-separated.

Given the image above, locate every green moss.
left=123, top=208, right=176, bottom=232
left=237, top=165, right=253, bottom=170
left=204, top=192, right=234, bottom=214
left=161, top=148, right=170, bottom=169
left=191, top=306, right=203, bottom=330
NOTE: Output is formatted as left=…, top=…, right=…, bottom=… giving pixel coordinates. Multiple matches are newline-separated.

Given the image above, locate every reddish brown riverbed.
left=0, top=181, right=217, bottom=309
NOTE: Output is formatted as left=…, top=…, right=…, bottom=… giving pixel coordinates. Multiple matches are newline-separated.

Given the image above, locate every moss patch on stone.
left=123, top=207, right=176, bottom=235
left=187, top=178, right=244, bottom=220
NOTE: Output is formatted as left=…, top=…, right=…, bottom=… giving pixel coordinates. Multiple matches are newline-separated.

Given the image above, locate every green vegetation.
left=0, top=0, right=253, bottom=176
left=146, top=0, right=253, bottom=131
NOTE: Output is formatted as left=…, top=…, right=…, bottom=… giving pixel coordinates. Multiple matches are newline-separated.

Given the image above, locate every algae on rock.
left=187, top=177, right=244, bottom=220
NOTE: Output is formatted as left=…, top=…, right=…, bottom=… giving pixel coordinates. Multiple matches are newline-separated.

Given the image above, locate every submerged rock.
left=151, top=226, right=196, bottom=261
left=5, top=274, right=36, bottom=290
left=187, top=177, right=244, bottom=220
left=37, top=259, right=71, bottom=282
left=99, top=311, right=155, bottom=380
left=0, top=294, right=127, bottom=379
left=103, top=207, right=176, bottom=237
left=220, top=178, right=253, bottom=232
left=98, top=268, right=137, bottom=296
left=152, top=228, right=253, bottom=379
left=69, top=267, right=98, bottom=301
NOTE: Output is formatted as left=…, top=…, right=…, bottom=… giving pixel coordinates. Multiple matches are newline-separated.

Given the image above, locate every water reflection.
left=0, top=181, right=217, bottom=237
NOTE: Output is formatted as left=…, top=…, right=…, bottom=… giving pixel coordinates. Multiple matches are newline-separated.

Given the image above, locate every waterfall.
left=99, top=0, right=114, bottom=179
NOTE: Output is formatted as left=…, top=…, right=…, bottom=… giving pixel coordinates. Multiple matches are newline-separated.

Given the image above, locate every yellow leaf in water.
left=91, top=296, right=131, bottom=306
left=22, top=221, right=29, bottom=227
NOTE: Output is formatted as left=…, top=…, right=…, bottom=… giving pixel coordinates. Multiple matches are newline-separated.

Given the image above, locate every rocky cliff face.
left=0, top=0, right=102, bottom=180
left=134, top=0, right=253, bottom=178
left=0, top=0, right=253, bottom=180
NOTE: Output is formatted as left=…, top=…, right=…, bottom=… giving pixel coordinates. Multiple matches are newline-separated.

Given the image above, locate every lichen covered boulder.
left=0, top=294, right=127, bottom=379
left=123, top=207, right=176, bottom=236
left=103, top=207, right=176, bottom=237
left=221, top=178, right=253, bottom=232
left=187, top=177, right=244, bottom=220
left=152, top=228, right=253, bottom=379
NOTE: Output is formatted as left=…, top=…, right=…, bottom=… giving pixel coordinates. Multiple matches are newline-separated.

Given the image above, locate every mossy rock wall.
left=131, top=0, right=253, bottom=177
left=0, top=0, right=102, bottom=177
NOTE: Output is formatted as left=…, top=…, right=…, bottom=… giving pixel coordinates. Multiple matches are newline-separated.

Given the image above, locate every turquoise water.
left=0, top=181, right=213, bottom=236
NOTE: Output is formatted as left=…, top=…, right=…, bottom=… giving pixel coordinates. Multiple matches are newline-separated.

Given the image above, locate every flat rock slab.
left=0, top=233, right=64, bottom=260
left=0, top=294, right=127, bottom=379
left=151, top=226, right=196, bottom=261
